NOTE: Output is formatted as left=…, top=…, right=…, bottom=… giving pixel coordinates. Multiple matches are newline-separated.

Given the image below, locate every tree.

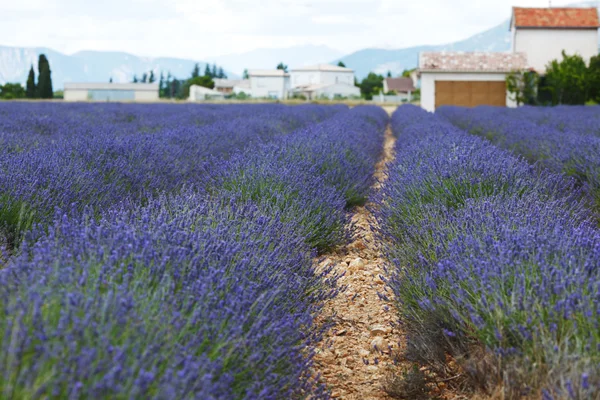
left=506, top=69, right=539, bottom=106
left=159, top=72, right=165, bottom=97
left=0, top=83, right=26, bottom=99
left=243, top=69, right=249, bottom=79
left=401, top=68, right=416, bottom=78
left=276, top=62, right=288, bottom=72
left=141, top=73, right=148, bottom=83
left=204, top=64, right=212, bottom=77
left=149, top=71, right=156, bottom=83
left=109, top=77, right=113, bottom=83
left=359, top=72, right=385, bottom=100
left=543, top=51, right=589, bottom=105
left=386, top=71, right=392, bottom=78
left=217, top=66, right=226, bottom=79
left=26, top=65, right=36, bottom=98
left=587, top=54, right=600, bottom=103
left=337, top=61, right=346, bottom=68
left=191, top=63, right=200, bottom=78
left=37, top=54, right=53, bottom=99
left=133, top=75, right=139, bottom=83
left=183, top=75, right=215, bottom=99
left=211, top=63, right=218, bottom=78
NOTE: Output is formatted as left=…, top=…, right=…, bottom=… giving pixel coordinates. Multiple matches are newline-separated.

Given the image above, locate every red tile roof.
left=384, top=77, right=415, bottom=93
left=419, top=52, right=528, bottom=73
left=512, top=7, right=600, bottom=29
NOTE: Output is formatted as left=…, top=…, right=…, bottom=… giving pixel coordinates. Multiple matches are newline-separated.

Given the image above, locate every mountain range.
left=1, top=2, right=598, bottom=88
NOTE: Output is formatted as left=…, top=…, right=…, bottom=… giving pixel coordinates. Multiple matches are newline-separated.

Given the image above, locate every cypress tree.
left=191, top=63, right=200, bottom=78
left=159, top=72, right=164, bottom=97
left=217, top=67, right=226, bottom=79
left=37, top=54, right=53, bottom=99
left=26, top=65, right=36, bottom=98
left=211, top=63, right=217, bottom=78
left=204, top=64, right=211, bottom=77
left=149, top=71, right=155, bottom=83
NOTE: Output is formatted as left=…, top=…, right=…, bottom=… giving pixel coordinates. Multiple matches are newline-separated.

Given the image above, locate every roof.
left=214, top=79, right=245, bottom=88
left=384, top=77, right=415, bottom=92
left=248, top=69, right=290, bottom=77
left=290, top=64, right=353, bottom=72
left=419, top=52, right=528, bottom=73
left=64, top=83, right=159, bottom=91
left=512, top=7, right=600, bottom=29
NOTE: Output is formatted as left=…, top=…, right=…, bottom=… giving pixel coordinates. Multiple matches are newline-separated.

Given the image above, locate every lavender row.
left=1, top=105, right=388, bottom=398
left=0, top=103, right=344, bottom=247
left=375, top=105, right=600, bottom=398
left=437, top=105, right=600, bottom=211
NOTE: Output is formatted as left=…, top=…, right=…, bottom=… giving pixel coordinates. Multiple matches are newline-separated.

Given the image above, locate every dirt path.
left=312, top=113, right=401, bottom=399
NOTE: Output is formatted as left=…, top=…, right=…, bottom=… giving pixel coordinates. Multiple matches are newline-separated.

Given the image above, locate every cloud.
left=0, top=0, right=581, bottom=59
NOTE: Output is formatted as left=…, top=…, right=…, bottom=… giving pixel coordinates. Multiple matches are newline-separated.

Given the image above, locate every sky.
left=0, top=0, right=588, bottom=59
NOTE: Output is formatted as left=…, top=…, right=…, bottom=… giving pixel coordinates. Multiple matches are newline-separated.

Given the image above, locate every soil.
left=312, top=114, right=402, bottom=399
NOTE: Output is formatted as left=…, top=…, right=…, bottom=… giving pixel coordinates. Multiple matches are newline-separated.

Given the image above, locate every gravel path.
left=312, top=118, right=401, bottom=399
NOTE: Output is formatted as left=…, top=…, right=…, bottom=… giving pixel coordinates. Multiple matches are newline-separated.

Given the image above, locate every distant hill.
left=210, top=45, right=345, bottom=76
left=0, top=46, right=235, bottom=89
left=334, top=20, right=511, bottom=78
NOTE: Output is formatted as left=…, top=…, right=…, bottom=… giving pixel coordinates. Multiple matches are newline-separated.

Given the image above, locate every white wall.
left=250, top=76, right=290, bottom=98
left=290, top=70, right=354, bottom=88
left=134, top=91, right=159, bottom=102
left=420, top=72, right=516, bottom=112
left=514, top=29, right=598, bottom=72
left=291, top=71, right=321, bottom=87
left=315, top=83, right=360, bottom=99
left=64, top=89, right=88, bottom=101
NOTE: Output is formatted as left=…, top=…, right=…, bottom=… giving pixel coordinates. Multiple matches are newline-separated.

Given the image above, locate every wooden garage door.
left=435, top=81, right=506, bottom=109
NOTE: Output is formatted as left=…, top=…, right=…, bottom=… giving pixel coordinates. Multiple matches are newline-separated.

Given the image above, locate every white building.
left=289, top=64, right=360, bottom=99
left=189, top=85, right=226, bottom=101
left=511, top=7, right=599, bottom=73
left=248, top=70, right=290, bottom=99
left=232, top=80, right=251, bottom=96
left=418, top=52, right=528, bottom=112
left=214, top=79, right=248, bottom=94
left=64, top=83, right=159, bottom=102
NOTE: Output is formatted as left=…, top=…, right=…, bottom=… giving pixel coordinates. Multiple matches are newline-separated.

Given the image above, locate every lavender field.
left=1, top=102, right=599, bottom=399
left=0, top=102, right=387, bottom=398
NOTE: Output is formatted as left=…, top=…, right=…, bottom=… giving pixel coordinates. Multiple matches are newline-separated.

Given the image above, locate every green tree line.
left=508, top=50, right=600, bottom=106
left=0, top=54, right=53, bottom=100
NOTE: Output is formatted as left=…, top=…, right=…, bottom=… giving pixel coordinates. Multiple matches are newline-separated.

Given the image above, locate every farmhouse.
left=418, top=52, right=528, bottom=112
left=383, top=77, right=416, bottom=102
left=511, top=7, right=600, bottom=73
left=64, top=82, right=159, bottom=102
left=248, top=69, right=290, bottom=99
left=289, top=64, right=360, bottom=99
left=188, top=85, right=226, bottom=101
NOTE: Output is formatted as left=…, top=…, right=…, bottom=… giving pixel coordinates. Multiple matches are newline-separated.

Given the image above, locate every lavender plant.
left=376, top=105, right=600, bottom=399
left=438, top=105, right=600, bottom=212
left=0, top=103, right=388, bottom=398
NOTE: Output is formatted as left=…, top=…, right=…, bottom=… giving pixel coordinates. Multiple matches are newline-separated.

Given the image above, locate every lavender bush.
left=376, top=105, right=600, bottom=399
left=438, top=105, right=600, bottom=212
left=0, top=103, right=344, bottom=247
left=0, top=103, right=387, bottom=398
